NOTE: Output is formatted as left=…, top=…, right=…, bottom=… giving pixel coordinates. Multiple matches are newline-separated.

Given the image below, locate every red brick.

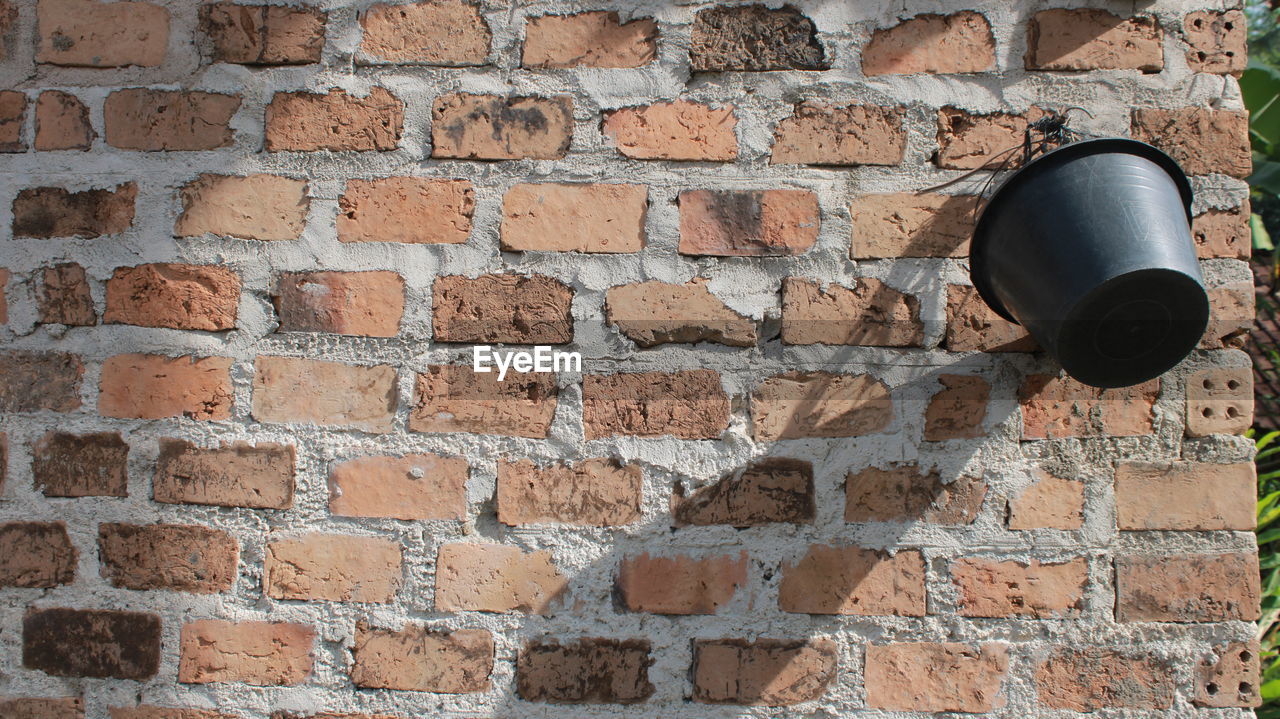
left=1131, top=107, right=1252, bottom=177
left=772, top=103, right=905, bottom=166
left=497, top=458, right=641, bottom=527
left=104, top=264, right=240, bottom=331
left=1193, top=204, right=1251, bottom=259
left=0, top=91, right=24, bottom=152
left=359, top=0, right=489, bottom=65
left=864, top=642, right=1008, bottom=712
left=99, top=523, right=237, bottom=594
left=266, top=533, right=401, bottom=603
left=501, top=183, right=647, bottom=252
left=752, top=371, right=893, bottom=440
left=0, top=268, right=7, bottom=324
left=1, top=698, right=84, bottom=719
left=179, top=620, right=313, bottom=685
left=201, top=3, right=326, bottom=65
left=583, top=370, right=729, bottom=439
left=338, top=177, right=473, bottom=244
left=32, top=431, right=128, bottom=497
left=679, top=189, right=819, bottom=256
left=1116, top=460, right=1254, bottom=530
left=274, top=270, right=403, bottom=337
left=1007, top=469, right=1084, bottom=530
left=0, top=522, right=76, bottom=588
left=1020, top=374, right=1158, bottom=439
left=863, top=12, right=994, bottom=75
left=432, top=273, right=572, bottom=344
left=99, top=354, right=233, bottom=420
left=39, top=263, right=96, bottom=326
left=154, top=438, right=295, bottom=509
left=436, top=543, right=566, bottom=613
left=24, top=608, right=161, bottom=680
left=329, top=454, right=467, bottom=521
left=1202, top=283, right=1253, bottom=349
left=1035, top=647, right=1174, bottom=710
left=851, top=193, right=978, bottom=258
left=606, top=280, right=754, bottom=347
left=37, top=0, right=168, bottom=67
left=1195, top=640, right=1261, bottom=708
left=13, top=183, right=136, bottom=238
left=936, top=107, right=1031, bottom=170
left=0, top=352, right=83, bottom=413
left=175, top=174, right=309, bottom=242
left=0, top=2, right=13, bottom=61
left=517, top=638, right=652, bottom=703
left=672, top=457, right=814, bottom=527
left=35, top=91, right=94, bottom=151
left=692, top=639, right=835, bottom=705
left=846, top=464, right=987, bottom=525
left=352, top=623, right=492, bottom=692
left=265, top=88, right=403, bottom=152
left=1187, top=367, right=1252, bottom=436
left=952, top=557, right=1087, bottom=617
left=603, top=101, right=737, bottom=161
left=689, top=4, right=825, bottom=71
left=1026, top=9, right=1162, bottom=72
left=104, top=90, right=240, bottom=151
left=252, top=356, right=396, bottom=432
left=924, top=374, right=990, bottom=440
left=780, top=277, right=922, bottom=347
left=780, top=545, right=925, bottom=615
left=431, top=93, right=572, bottom=160
left=111, top=708, right=238, bottom=719
left=617, top=552, right=746, bottom=614
left=1185, top=10, right=1247, bottom=75
left=1117, top=552, right=1260, bottom=622
left=410, top=365, right=557, bottom=438
left=523, top=11, right=657, bottom=68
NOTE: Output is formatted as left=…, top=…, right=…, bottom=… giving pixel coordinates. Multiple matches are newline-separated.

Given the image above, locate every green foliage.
left=1246, top=0, right=1280, bottom=253
left=1256, top=428, right=1280, bottom=714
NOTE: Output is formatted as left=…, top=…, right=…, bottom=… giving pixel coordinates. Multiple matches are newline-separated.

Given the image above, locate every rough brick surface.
left=672, top=458, right=814, bottom=527
left=266, top=89, right=403, bottom=152
left=1026, top=9, right=1162, bottom=72
left=865, top=643, right=1008, bottom=712
left=202, top=3, right=326, bottom=65
left=753, top=372, right=893, bottom=440
left=781, top=277, right=922, bottom=347
left=1116, top=553, right=1260, bottom=622
left=1185, top=10, right=1247, bottom=75
left=772, top=102, right=905, bottom=166
left=0, top=91, right=23, bottom=152
left=175, top=174, right=309, bottom=242
left=411, top=365, right=557, bottom=438
left=437, top=543, right=566, bottom=613
left=606, top=280, right=755, bottom=347
left=583, top=370, right=730, bottom=439
left=1203, top=283, right=1254, bottom=350
left=523, top=11, right=657, bottom=68
left=501, top=183, right=647, bottom=252
left=863, top=12, right=995, bottom=75
left=1193, top=205, right=1251, bottom=259
left=679, top=189, right=819, bottom=256
left=99, top=354, right=233, bottom=420
left=617, top=552, right=746, bottom=614
left=936, top=107, right=1028, bottom=170
left=352, top=623, right=492, bottom=692
left=433, top=274, right=572, bottom=344
left=952, top=557, right=1087, bottom=617
left=35, top=91, right=95, bottom=151
left=689, top=4, right=826, bottom=71
left=329, top=454, right=467, bottom=520
left=517, top=639, right=652, bottom=703
left=252, top=356, right=396, bottom=432
left=1195, top=640, right=1261, bottom=708
left=13, top=183, right=136, bottom=238
left=1020, top=374, right=1158, bottom=439
left=37, top=0, right=168, bottom=67
left=1115, top=461, right=1255, bottom=530
left=99, top=523, right=238, bottom=593
left=265, top=534, right=401, bottom=603
left=497, top=458, right=642, bottom=526
left=32, top=431, right=128, bottom=497
left=780, top=545, right=925, bottom=615
left=1007, top=470, right=1084, bottom=530
left=39, top=263, right=96, bottom=326
left=0, top=351, right=83, bottom=413
left=1, top=698, right=85, bottom=719
left=1131, top=107, right=1252, bottom=178
left=359, top=1, right=489, bottom=65
left=0, top=522, right=76, bottom=588
left=179, top=620, right=313, bottom=685
left=692, top=639, right=836, bottom=705
left=924, top=374, right=990, bottom=440
left=1187, top=367, right=1252, bottom=436
left=945, top=286, right=1034, bottom=352
left=846, top=464, right=987, bottom=525
left=339, top=177, right=473, bottom=244
left=274, top=270, right=403, bottom=337
left=104, top=264, right=240, bottom=331
left=154, top=438, right=295, bottom=509
left=431, top=94, right=572, bottom=160
left=104, top=90, right=240, bottom=151
left=111, top=708, right=236, bottom=719
left=24, top=608, right=161, bottom=680
left=603, top=101, right=737, bottom=161
left=1035, top=648, right=1174, bottom=710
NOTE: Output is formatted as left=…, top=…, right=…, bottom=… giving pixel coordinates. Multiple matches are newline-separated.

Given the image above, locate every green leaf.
left=1253, top=160, right=1280, bottom=198
left=1262, top=678, right=1280, bottom=701
left=1258, top=212, right=1278, bottom=252
left=1244, top=59, right=1280, bottom=154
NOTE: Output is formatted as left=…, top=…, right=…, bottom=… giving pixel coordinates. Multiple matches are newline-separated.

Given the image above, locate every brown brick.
left=99, top=354, right=233, bottom=420
left=602, top=101, right=737, bottom=161
left=1185, top=10, right=1247, bottom=75
left=201, top=3, right=326, bottom=65
left=39, top=263, right=96, bottom=326
left=0, top=352, right=83, bottom=413
left=352, top=623, right=492, bottom=692
left=497, top=458, right=641, bottom=527
left=266, top=88, right=402, bottom=152
left=1195, top=640, right=1261, bottom=708
left=24, top=608, right=160, bottom=680
left=338, top=177, right=473, bottom=244
left=99, top=523, right=237, bottom=594
left=0, top=3, right=13, bottom=61
left=359, top=0, right=489, bottom=65
left=692, top=639, right=835, bottom=706
left=924, top=374, right=990, bottom=441
left=1026, top=9, right=1162, bottom=72
left=772, top=103, right=905, bottom=166
left=1035, top=647, right=1174, bottom=710
left=104, top=90, right=240, bottom=151
left=851, top=193, right=979, bottom=259
left=0, top=268, right=7, bottom=324
left=781, top=277, right=922, bottom=347
left=605, top=280, right=755, bottom=347
left=179, top=620, right=313, bottom=685
left=432, top=274, right=572, bottom=344
left=1020, top=374, right=1158, bottom=439
left=679, top=189, right=819, bottom=256
left=1193, top=204, right=1251, bottom=259
left=501, top=183, right=647, bottom=253
left=410, top=365, right=557, bottom=438
left=1203, top=283, right=1253, bottom=349
left=431, top=93, right=572, bottom=160
left=617, top=552, right=746, bottom=614
left=329, top=454, right=467, bottom=521
left=780, top=545, right=925, bottom=615
left=0, top=522, right=76, bottom=588
left=1116, top=460, right=1254, bottom=530
left=175, top=174, right=309, bottom=242
left=266, top=533, right=401, bottom=603
left=33, top=431, right=128, bottom=497
left=583, top=369, right=729, bottom=440
left=13, top=183, right=136, bottom=238
left=523, top=11, right=657, bottom=68
left=274, top=270, right=403, bottom=337
left=863, top=12, right=994, bottom=75
left=946, top=285, right=1036, bottom=351
left=269, top=713, right=398, bottom=719
left=517, top=638, right=652, bottom=703
left=154, top=438, right=295, bottom=509
left=1187, top=367, right=1252, bottom=436
left=953, top=557, right=1086, bottom=618
left=252, top=356, right=396, bottom=432
left=865, top=643, right=1008, bottom=712
left=35, top=91, right=94, bottom=151
left=110, top=707, right=238, bottom=719
left=0, top=91, right=24, bottom=152
left=752, top=371, right=893, bottom=441
left=846, top=464, right=987, bottom=525
left=672, top=457, right=814, bottom=527
left=436, top=543, right=566, bottom=613
left=689, top=4, right=825, bottom=71
left=104, top=264, right=240, bottom=331
left=1, top=698, right=84, bottom=719
left=37, top=0, right=168, bottom=67
left=1116, top=553, right=1260, bottom=622
left=1007, top=470, right=1084, bottom=530
left=1131, top=107, right=1252, bottom=177
left=936, top=107, right=1030, bottom=170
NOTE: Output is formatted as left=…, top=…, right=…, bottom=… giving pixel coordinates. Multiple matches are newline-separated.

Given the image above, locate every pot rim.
left=969, top=137, right=1194, bottom=324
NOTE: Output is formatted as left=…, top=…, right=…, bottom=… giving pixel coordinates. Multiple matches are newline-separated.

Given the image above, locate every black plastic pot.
left=970, top=138, right=1209, bottom=389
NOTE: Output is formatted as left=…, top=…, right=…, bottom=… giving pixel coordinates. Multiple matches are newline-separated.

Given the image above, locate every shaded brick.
left=605, top=279, right=755, bottom=347
left=517, top=638, right=652, bottom=703
left=352, top=623, right=492, bottom=692
left=201, top=3, right=326, bottom=65
left=0, top=90, right=23, bottom=152
left=104, top=263, right=240, bottom=331
left=432, top=274, right=573, bottom=344
left=1116, top=553, right=1260, bottom=622
left=924, top=374, right=990, bottom=441
left=772, top=102, right=905, bottom=166
left=692, top=639, right=835, bottom=706
left=851, top=193, right=979, bottom=259
left=266, top=88, right=403, bottom=152
left=1026, top=9, right=1162, bottom=72
left=780, top=277, right=922, bottom=347
left=497, top=458, right=642, bottom=527
left=0, top=351, right=83, bottom=413
left=99, top=354, right=233, bottom=420
left=617, top=552, right=746, bottom=614
left=32, top=431, right=128, bottom=498
left=1036, top=647, right=1174, bottom=710
left=436, top=543, right=566, bottom=613
left=274, top=270, right=403, bottom=337
left=1195, top=640, right=1261, bottom=708
left=338, top=177, right=473, bottom=244
left=266, top=533, right=401, bottom=602
left=431, top=93, right=572, bottom=160
left=1131, top=107, right=1252, bottom=177
left=179, top=620, right=313, bottom=685
left=24, top=608, right=161, bottom=680
left=175, top=174, right=309, bottom=242
left=501, top=183, right=647, bottom=252
left=111, top=707, right=238, bottom=719
left=1007, top=470, right=1084, bottom=530
left=38, top=263, right=96, bottom=326
left=672, top=457, right=814, bottom=527
left=602, top=101, right=737, bottom=161
left=1187, top=367, right=1252, bottom=436
left=865, top=643, right=1008, bottom=712
left=953, top=557, right=1087, bottom=618
left=523, top=11, right=657, bottom=69
left=1193, top=204, right=1251, bottom=259
left=752, top=371, right=893, bottom=440
left=936, top=107, right=1030, bottom=170
left=154, top=438, right=294, bottom=509
left=359, top=0, right=489, bottom=65
left=780, top=545, right=925, bottom=616
left=1, top=698, right=84, bottom=719
left=583, top=369, right=729, bottom=440
left=329, top=454, right=467, bottom=521
left=689, top=4, right=826, bottom=71
left=1020, top=374, right=1159, bottom=439
left=1116, top=460, right=1254, bottom=530
left=679, top=189, right=819, bottom=256
left=846, top=464, right=987, bottom=525
left=104, top=90, right=240, bottom=151
left=37, top=0, right=168, bottom=67
left=1185, top=10, right=1247, bottom=75
left=35, top=91, right=94, bottom=151
left=410, top=365, right=557, bottom=438
left=945, top=284, right=1036, bottom=351
left=0, top=268, right=7, bottom=324
left=863, top=12, right=995, bottom=75
left=1202, top=283, right=1253, bottom=350
left=252, top=356, right=396, bottom=432
left=13, top=183, right=136, bottom=238
left=99, top=523, right=237, bottom=593
left=0, top=522, right=76, bottom=588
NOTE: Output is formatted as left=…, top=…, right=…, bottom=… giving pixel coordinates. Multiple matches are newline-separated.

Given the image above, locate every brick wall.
left=0, top=0, right=1260, bottom=717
